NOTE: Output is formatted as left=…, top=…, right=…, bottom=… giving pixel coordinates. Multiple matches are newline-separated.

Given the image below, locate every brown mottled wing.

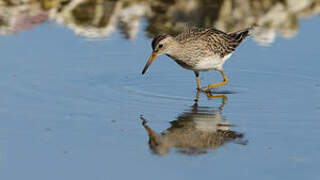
left=175, top=28, right=245, bottom=57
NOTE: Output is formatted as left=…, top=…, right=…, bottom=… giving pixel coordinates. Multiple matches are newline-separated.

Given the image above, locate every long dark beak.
left=142, top=52, right=158, bottom=75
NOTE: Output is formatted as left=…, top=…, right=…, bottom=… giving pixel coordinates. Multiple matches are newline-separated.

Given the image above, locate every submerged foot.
left=203, top=86, right=212, bottom=93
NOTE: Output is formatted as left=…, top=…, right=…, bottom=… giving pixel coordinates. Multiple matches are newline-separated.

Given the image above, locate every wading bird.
left=142, top=27, right=251, bottom=92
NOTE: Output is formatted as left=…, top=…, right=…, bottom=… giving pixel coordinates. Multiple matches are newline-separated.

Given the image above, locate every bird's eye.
left=159, top=44, right=163, bottom=49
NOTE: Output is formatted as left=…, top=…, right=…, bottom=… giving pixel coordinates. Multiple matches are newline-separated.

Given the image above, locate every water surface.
left=0, top=0, right=320, bottom=180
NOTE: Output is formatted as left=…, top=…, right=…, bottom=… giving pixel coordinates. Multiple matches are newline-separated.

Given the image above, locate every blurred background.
left=0, top=0, right=319, bottom=180
left=1, top=0, right=320, bottom=44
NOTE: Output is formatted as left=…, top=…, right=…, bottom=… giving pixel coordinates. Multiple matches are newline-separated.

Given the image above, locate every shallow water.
left=0, top=1, right=320, bottom=180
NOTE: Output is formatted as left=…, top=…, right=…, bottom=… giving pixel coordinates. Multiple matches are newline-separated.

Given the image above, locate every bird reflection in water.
left=141, top=92, right=247, bottom=155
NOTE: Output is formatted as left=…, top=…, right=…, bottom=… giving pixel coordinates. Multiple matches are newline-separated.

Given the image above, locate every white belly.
left=193, top=113, right=231, bottom=132
left=194, top=54, right=232, bottom=71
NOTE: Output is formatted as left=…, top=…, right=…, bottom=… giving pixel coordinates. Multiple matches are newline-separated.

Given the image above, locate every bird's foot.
left=203, top=86, right=212, bottom=93
left=203, top=81, right=227, bottom=92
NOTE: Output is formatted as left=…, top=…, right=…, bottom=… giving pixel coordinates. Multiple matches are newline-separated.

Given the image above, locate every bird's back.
left=175, top=27, right=251, bottom=58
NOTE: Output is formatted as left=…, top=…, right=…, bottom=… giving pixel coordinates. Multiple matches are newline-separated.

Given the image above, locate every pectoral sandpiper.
left=141, top=27, right=251, bottom=92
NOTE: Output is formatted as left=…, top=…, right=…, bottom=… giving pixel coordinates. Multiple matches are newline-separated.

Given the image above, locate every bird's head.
left=142, top=34, right=174, bottom=75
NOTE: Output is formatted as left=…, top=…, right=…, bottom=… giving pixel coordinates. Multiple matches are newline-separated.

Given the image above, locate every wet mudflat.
left=0, top=1, right=320, bottom=180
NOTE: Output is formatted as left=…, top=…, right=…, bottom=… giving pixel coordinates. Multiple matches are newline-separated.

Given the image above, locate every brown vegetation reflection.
left=141, top=93, right=246, bottom=155
left=0, top=0, right=319, bottom=45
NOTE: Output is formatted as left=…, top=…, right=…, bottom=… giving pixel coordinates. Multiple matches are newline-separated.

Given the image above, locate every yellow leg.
left=194, top=91, right=227, bottom=102
left=204, top=70, right=229, bottom=92
left=204, top=91, right=228, bottom=114
left=193, top=91, right=201, bottom=105
left=205, top=92, right=228, bottom=109
left=194, top=71, right=202, bottom=91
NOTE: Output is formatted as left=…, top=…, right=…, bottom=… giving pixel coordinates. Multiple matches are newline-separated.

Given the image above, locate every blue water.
left=0, top=7, right=319, bottom=180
